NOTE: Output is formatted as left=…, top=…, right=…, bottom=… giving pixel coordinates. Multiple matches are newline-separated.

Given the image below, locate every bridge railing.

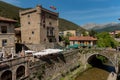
left=0, top=57, right=27, bottom=68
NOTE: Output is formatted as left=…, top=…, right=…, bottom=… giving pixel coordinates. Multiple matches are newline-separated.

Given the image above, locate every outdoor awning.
left=33, top=49, right=63, bottom=56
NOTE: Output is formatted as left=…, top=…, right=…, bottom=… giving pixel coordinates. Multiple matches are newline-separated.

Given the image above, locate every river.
left=75, top=67, right=109, bottom=80
left=75, top=56, right=116, bottom=80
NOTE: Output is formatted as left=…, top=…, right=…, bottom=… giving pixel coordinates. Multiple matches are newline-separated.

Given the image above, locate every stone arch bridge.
left=79, top=49, right=120, bottom=73
left=0, top=57, right=28, bottom=80
left=0, top=49, right=120, bottom=80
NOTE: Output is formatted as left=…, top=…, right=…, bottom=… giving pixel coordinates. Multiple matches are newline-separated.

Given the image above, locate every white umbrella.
left=25, top=50, right=36, bottom=54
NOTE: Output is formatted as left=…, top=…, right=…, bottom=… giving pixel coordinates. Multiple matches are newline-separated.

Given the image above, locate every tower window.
left=28, top=15, right=30, bottom=17
left=29, top=37, right=31, bottom=40
left=49, top=16, right=51, bottom=18
left=2, top=39, right=7, bottom=46
left=28, top=22, right=30, bottom=24
left=1, top=26, right=7, bottom=33
left=32, top=31, right=34, bottom=35
left=43, top=24, right=45, bottom=28
left=49, top=22, right=52, bottom=25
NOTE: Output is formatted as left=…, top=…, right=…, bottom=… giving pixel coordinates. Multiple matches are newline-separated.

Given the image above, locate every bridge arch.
left=16, top=65, right=25, bottom=79
left=87, top=53, right=116, bottom=72
left=1, top=70, right=12, bottom=80
left=87, top=53, right=114, bottom=66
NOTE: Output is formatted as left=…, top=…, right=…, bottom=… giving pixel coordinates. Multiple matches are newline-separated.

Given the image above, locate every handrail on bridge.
left=0, top=57, right=27, bottom=67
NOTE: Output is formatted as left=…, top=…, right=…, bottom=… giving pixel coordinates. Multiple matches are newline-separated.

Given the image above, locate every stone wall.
left=24, top=42, right=62, bottom=51
left=0, top=21, right=15, bottom=53
left=28, top=49, right=81, bottom=80
left=20, top=5, right=59, bottom=44
left=24, top=43, right=55, bottom=51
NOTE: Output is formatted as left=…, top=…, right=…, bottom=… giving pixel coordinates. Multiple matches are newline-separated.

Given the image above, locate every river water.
left=75, top=67, right=109, bottom=80
left=75, top=57, right=116, bottom=80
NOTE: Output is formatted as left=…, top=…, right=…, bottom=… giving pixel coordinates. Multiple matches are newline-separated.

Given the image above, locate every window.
left=29, top=37, right=31, bottom=40
left=43, top=20, right=45, bottom=23
left=32, top=31, right=34, bottom=35
left=49, top=16, right=51, bottom=18
left=49, top=22, right=52, bottom=25
left=28, top=15, right=30, bottom=17
left=2, top=39, right=7, bottom=46
left=43, top=24, right=45, bottom=28
left=1, top=26, right=7, bottom=33
left=28, top=22, right=30, bottom=24
left=49, top=39, right=52, bottom=42
left=47, top=27, right=54, bottom=36
left=50, top=28, right=54, bottom=36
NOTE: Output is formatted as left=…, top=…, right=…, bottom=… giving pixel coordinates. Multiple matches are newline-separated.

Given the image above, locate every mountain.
left=0, top=1, right=22, bottom=20
left=0, top=1, right=85, bottom=31
left=83, top=22, right=120, bottom=32
left=59, top=18, right=85, bottom=31
left=94, top=23, right=120, bottom=32
left=82, top=23, right=107, bottom=30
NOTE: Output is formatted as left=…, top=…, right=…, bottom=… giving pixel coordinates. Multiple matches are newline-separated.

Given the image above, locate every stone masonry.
left=19, top=5, right=59, bottom=45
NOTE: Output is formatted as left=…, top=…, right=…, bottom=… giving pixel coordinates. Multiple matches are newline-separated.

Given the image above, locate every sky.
left=1, top=0, right=120, bottom=25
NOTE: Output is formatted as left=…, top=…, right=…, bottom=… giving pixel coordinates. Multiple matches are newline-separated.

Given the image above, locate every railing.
left=0, top=57, right=27, bottom=68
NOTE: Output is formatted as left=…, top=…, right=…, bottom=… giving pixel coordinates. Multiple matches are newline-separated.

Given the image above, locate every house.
left=19, top=5, right=59, bottom=44
left=109, top=30, right=120, bottom=38
left=63, top=30, right=76, bottom=37
left=69, top=36, right=97, bottom=47
left=109, top=30, right=120, bottom=42
left=0, top=16, right=17, bottom=54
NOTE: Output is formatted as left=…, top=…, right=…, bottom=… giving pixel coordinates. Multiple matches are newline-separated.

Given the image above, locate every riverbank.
left=60, top=64, right=110, bottom=80
left=75, top=67, right=109, bottom=80
left=60, top=64, right=92, bottom=80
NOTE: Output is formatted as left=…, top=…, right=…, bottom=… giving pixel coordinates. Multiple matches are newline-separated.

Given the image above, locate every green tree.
left=66, top=32, right=73, bottom=37
left=64, top=37, right=70, bottom=46
left=116, top=33, right=120, bottom=38
left=59, top=33, right=71, bottom=47
left=96, top=55, right=108, bottom=63
left=82, top=31, right=89, bottom=36
left=89, top=29, right=97, bottom=37
left=96, top=32, right=119, bottom=48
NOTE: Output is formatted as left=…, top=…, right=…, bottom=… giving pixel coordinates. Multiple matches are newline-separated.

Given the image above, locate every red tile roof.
left=69, top=36, right=97, bottom=41
left=0, top=16, right=17, bottom=22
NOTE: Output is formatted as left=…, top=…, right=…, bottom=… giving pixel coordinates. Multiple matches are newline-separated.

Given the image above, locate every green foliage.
left=66, top=32, right=73, bottom=37
left=96, top=32, right=119, bottom=48
left=36, top=65, right=45, bottom=80
left=59, top=18, right=86, bottom=31
left=82, top=31, right=89, bottom=36
left=116, top=33, right=120, bottom=38
left=96, top=55, right=107, bottom=63
left=0, top=1, right=24, bottom=27
left=59, top=35, right=64, bottom=41
left=89, top=29, right=97, bottom=37
left=0, top=1, right=23, bottom=19
left=64, top=36, right=70, bottom=46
